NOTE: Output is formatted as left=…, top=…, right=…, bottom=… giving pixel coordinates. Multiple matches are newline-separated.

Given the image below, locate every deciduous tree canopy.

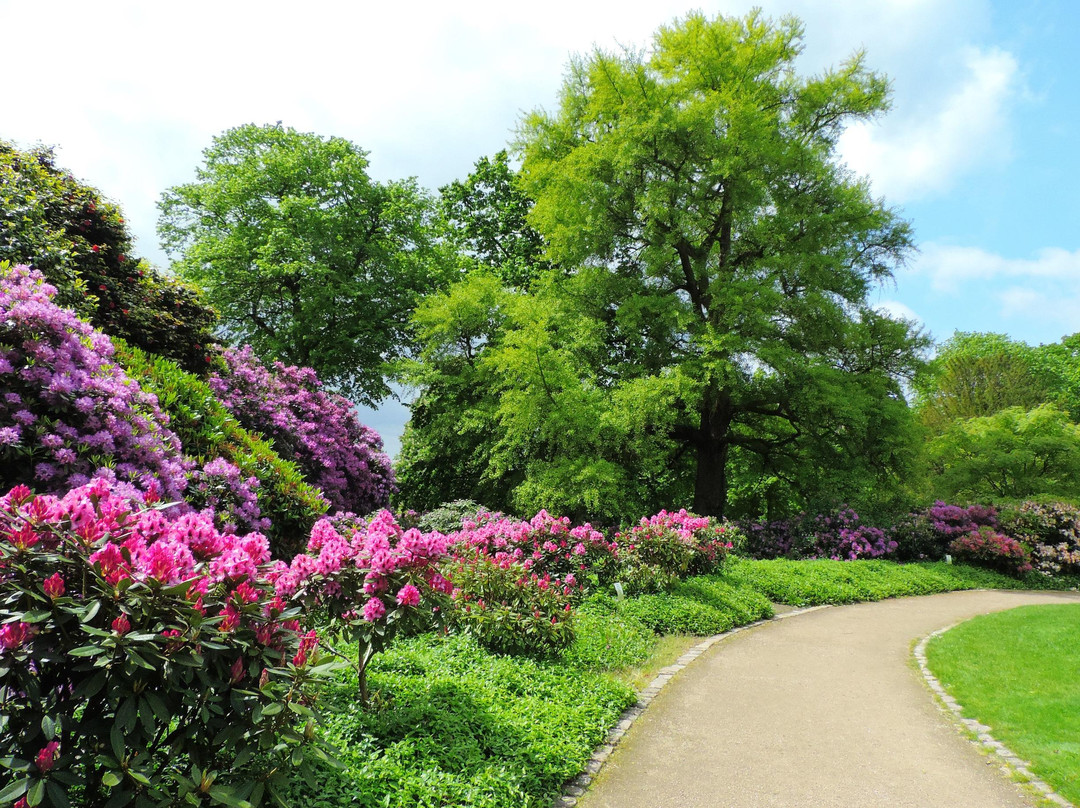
left=158, top=123, right=445, bottom=404
left=508, top=10, right=925, bottom=518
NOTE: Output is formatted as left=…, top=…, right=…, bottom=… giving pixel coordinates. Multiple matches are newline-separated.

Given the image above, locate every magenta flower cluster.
left=0, top=264, right=189, bottom=500
left=209, top=346, right=396, bottom=515
left=449, top=509, right=615, bottom=596
left=268, top=510, right=452, bottom=624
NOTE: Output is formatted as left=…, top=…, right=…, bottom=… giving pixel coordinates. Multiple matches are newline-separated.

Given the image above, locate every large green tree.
left=927, top=405, right=1080, bottom=501
left=437, top=150, right=551, bottom=288
left=513, top=11, right=923, bottom=518
left=914, top=332, right=1051, bottom=434
left=158, top=123, right=444, bottom=404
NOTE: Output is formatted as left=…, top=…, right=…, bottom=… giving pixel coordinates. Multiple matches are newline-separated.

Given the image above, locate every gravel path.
left=578, top=589, right=1080, bottom=808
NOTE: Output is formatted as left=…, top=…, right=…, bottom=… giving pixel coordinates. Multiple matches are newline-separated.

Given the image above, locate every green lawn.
left=925, top=604, right=1080, bottom=804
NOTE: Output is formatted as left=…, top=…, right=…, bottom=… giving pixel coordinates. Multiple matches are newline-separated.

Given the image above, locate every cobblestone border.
left=552, top=604, right=832, bottom=807
left=914, top=624, right=1074, bottom=808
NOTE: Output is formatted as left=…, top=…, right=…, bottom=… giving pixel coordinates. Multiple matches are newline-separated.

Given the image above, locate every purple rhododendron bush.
left=0, top=479, right=332, bottom=808
left=209, top=346, right=396, bottom=516
left=0, top=264, right=189, bottom=501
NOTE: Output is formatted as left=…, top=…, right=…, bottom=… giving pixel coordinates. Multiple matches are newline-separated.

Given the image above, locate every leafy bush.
left=887, top=511, right=946, bottom=561
left=0, top=141, right=218, bottom=372
left=0, top=264, right=189, bottom=501
left=1000, top=501, right=1080, bottom=576
left=209, top=346, right=396, bottom=515
left=116, top=343, right=329, bottom=556
left=269, top=511, right=451, bottom=703
left=0, top=480, right=329, bottom=808
left=614, top=510, right=735, bottom=592
left=443, top=553, right=575, bottom=656
left=416, top=500, right=490, bottom=534
left=281, top=633, right=636, bottom=808
left=949, top=527, right=1032, bottom=576
left=740, top=508, right=895, bottom=560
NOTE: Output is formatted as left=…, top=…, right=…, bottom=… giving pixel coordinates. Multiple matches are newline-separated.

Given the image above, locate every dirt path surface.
left=579, top=589, right=1080, bottom=808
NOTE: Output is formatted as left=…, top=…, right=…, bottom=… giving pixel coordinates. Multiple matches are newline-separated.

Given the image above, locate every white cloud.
left=911, top=243, right=1080, bottom=339
left=838, top=46, right=1019, bottom=201
left=874, top=300, right=923, bottom=325
left=916, top=244, right=1080, bottom=292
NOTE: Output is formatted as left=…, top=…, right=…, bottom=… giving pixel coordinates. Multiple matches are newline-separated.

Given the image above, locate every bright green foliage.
left=0, top=140, right=218, bottom=372
left=281, top=633, right=635, bottom=808
left=927, top=404, right=1080, bottom=501
left=396, top=272, right=516, bottom=513
left=415, top=500, right=492, bottom=534
left=560, top=610, right=654, bottom=671
left=510, top=10, right=923, bottom=518
left=724, top=557, right=1080, bottom=607
left=925, top=605, right=1080, bottom=805
left=914, top=332, right=1051, bottom=434
left=438, top=150, right=551, bottom=288
left=158, top=123, right=445, bottom=404
left=116, top=342, right=328, bottom=557
left=580, top=575, right=772, bottom=637
left=1034, top=332, right=1080, bottom=421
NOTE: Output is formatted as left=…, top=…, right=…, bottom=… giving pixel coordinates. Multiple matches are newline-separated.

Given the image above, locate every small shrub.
left=0, top=480, right=329, bottom=808
left=888, top=511, right=948, bottom=561
left=999, top=501, right=1080, bottom=576
left=268, top=511, right=451, bottom=704
left=949, top=526, right=1033, bottom=577
left=740, top=509, right=895, bottom=561
left=417, top=499, right=490, bottom=534
left=443, top=553, right=575, bottom=656
left=449, top=509, right=617, bottom=598
left=615, top=510, right=736, bottom=593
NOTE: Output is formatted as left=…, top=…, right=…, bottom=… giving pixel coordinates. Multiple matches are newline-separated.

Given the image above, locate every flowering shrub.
left=444, top=553, right=575, bottom=656
left=449, top=509, right=616, bottom=597
left=1000, top=501, right=1080, bottom=576
left=0, top=264, right=189, bottom=501
left=0, top=141, right=218, bottom=373
left=741, top=509, right=894, bottom=561
left=210, top=346, right=395, bottom=515
left=268, top=511, right=451, bottom=704
left=0, top=480, right=329, bottom=807
left=948, top=526, right=1032, bottom=577
left=615, top=510, right=736, bottom=592
left=188, top=457, right=271, bottom=535
left=117, top=343, right=329, bottom=557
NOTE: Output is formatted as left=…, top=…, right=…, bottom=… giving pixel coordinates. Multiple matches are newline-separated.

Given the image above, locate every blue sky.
left=3, top=0, right=1077, bottom=455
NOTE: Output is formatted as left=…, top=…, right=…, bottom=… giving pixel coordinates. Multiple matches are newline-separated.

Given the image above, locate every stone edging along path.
left=914, top=623, right=1075, bottom=808
left=552, top=604, right=832, bottom=808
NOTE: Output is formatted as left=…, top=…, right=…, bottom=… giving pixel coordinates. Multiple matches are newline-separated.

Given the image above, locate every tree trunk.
left=692, top=394, right=732, bottom=518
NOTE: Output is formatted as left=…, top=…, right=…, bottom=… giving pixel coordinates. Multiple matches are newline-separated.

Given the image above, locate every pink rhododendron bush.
left=268, top=511, right=452, bottom=704
left=0, top=480, right=331, bottom=808
left=209, top=346, right=396, bottom=515
left=615, top=510, right=736, bottom=592
left=0, top=264, right=188, bottom=501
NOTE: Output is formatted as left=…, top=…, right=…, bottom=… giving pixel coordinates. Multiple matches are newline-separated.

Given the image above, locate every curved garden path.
left=578, top=589, right=1080, bottom=808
